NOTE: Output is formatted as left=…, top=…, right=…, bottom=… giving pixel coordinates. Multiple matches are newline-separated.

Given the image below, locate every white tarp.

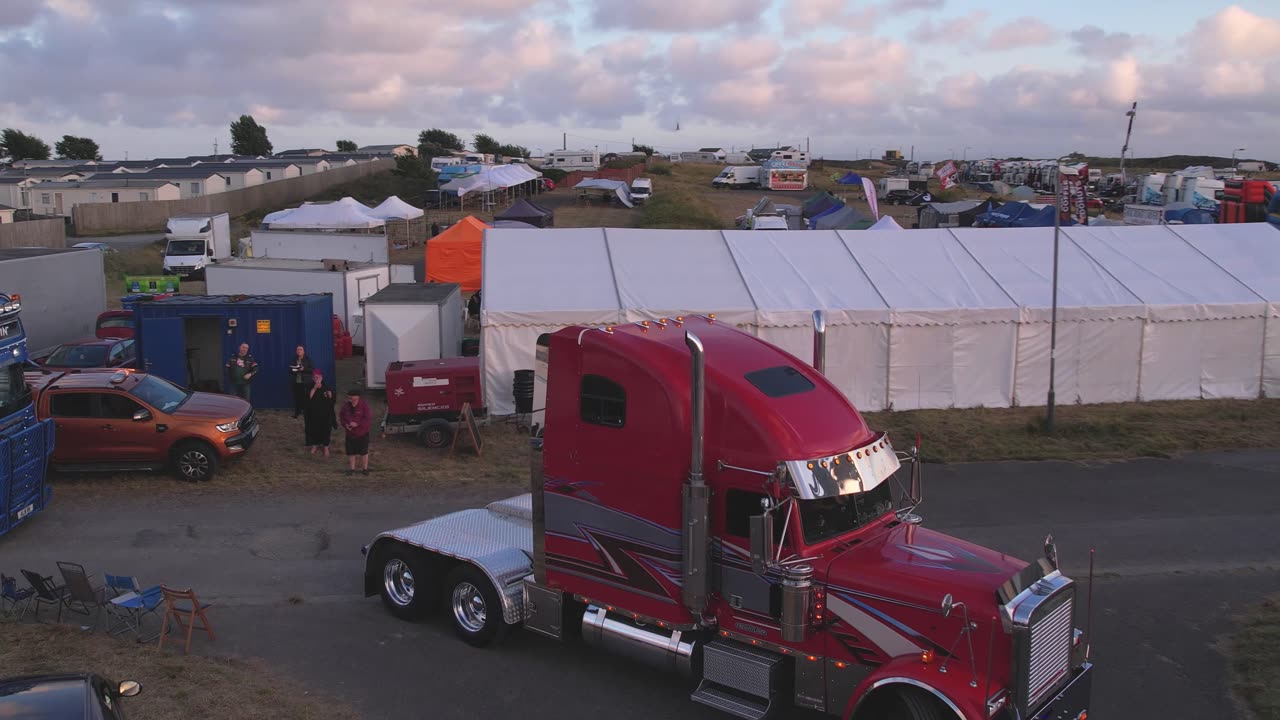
left=724, top=230, right=891, bottom=410
left=1065, top=224, right=1267, bottom=400
left=606, top=229, right=754, bottom=326
left=442, top=164, right=542, bottom=198
left=842, top=228, right=1019, bottom=410
left=868, top=216, right=903, bottom=231
left=575, top=179, right=634, bottom=208
left=367, top=195, right=424, bottom=220
left=1168, top=223, right=1280, bottom=396
left=264, top=197, right=384, bottom=229
left=953, top=227, right=1145, bottom=405
left=481, top=229, right=623, bottom=415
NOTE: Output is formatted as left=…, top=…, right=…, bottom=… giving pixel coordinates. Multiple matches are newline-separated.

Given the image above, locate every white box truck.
left=712, top=166, right=761, bottom=188
left=205, top=258, right=390, bottom=347
left=162, top=213, right=232, bottom=279
left=363, top=283, right=464, bottom=389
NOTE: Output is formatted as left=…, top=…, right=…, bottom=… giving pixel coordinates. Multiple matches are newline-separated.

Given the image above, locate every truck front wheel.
left=857, top=687, right=948, bottom=720
left=445, top=565, right=509, bottom=647
left=379, top=548, right=435, bottom=620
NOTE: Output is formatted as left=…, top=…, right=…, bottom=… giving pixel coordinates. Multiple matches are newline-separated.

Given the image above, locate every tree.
left=55, top=135, right=102, bottom=161
left=497, top=143, right=529, bottom=159
left=0, top=128, right=51, bottom=162
left=472, top=133, right=500, bottom=156
left=393, top=155, right=436, bottom=187
left=229, top=115, right=273, bottom=156
left=336, top=139, right=357, bottom=152
left=417, top=128, right=465, bottom=158
left=633, top=143, right=655, bottom=156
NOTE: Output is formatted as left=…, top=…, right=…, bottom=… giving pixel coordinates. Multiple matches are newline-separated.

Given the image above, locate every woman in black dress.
left=303, top=369, right=338, bottom=456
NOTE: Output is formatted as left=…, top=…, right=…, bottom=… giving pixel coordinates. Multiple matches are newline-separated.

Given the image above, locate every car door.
left=47, top=391, right=98, bottom=464
left=95, top=391, right=159, bottom=463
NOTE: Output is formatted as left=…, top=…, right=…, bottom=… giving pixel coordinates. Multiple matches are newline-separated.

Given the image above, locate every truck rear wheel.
left=445, top=565, right=508, bottom=647
left=379, top=548, right=435, bottom=620
left=172, top=441, right=218, bottom=482
left=420, top=419, right=454, bottom=449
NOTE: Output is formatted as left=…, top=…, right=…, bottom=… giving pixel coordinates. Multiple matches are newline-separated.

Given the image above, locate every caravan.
left=544, top=149, right=601, bottom=171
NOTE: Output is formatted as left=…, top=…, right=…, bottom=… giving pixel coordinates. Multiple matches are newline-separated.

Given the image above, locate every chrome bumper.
left=1000, top=662, right=1091, bottom=720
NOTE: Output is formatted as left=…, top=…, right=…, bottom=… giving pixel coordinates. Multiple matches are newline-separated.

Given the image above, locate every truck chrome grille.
left=1026, top=595, right=1073, bottom=708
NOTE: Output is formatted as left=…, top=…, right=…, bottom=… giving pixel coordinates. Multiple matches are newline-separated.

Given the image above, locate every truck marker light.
left=607, top=605, right=615, bottom=612
left=708, top=313, right=716, bottom=321
left=921, top=648, right=935, bottom=664
left=720, top=630, right=730, bottom=637
left=807, top=655, right=818, bottom=662
left=807, top=462, right=814, bottom=469
left=835, top=662, right=847, bottom=669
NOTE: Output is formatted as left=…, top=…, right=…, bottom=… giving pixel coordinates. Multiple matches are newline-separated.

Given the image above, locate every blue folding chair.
left=104, top=574, right=164, bottom=641
left=1, top=573, right=34, bottom=619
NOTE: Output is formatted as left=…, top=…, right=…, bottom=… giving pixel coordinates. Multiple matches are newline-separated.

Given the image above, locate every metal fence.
left=72, top=159, right=395, bottom=234
left=0, top=218, right=66, bottom=248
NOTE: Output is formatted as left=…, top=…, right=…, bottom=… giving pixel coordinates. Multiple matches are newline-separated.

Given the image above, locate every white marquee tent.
left=480, top=224, right=1279, bottom=416
left=367, top=195, right=424, bottom=220
left=441, top=164, right=542, bottom=198
left=263, top=197, right=384, bottom=229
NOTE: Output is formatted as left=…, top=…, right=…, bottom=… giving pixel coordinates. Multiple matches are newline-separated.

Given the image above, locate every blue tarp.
left=836, top=172, right=864, bottom=185
left=1165, top=207, right=1216, bottom=224
left=807, top=202, right=847, bottom=228
left=1011, top=205, right=1061, bottom=228
left=1270, top=194, right=1280, bottom=229
left=976, top=201, right=1035, bottom=227
left=803, top=191, right=841, bottom=218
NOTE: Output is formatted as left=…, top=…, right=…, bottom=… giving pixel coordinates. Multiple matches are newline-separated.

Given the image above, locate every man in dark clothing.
left=226, top=342, right=258, bottom=402
left=339, top=388, right=372, bottom=475
left=467, top=290, right=481, bottom=323
left=289, top=344, right=314, bottom=418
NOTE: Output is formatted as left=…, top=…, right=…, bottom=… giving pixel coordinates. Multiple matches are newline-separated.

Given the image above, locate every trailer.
left=205, top=258, right=389, bottom=347
left=380, top=356, right=484, bottom=447
left=0, top=248, right=106, bottom=357
left=0, top=292, right=57, bottom=539
left=762, top=159, right=808, bottom=191
left=248, top=229, right=391, bottom=264
left=360, top=314, right=1095, bottom=720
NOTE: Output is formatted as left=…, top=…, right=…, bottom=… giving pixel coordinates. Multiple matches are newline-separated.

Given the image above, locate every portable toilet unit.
left=363, top=283, right=463, bottom=389
left=135, top=294, right=335, bottom=409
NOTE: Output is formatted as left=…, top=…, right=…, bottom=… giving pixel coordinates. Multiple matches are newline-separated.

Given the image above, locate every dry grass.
left=1233, top=594, right=1280, bottom=720
left=52, top=356, right=530, bottom=499
left=0, top=618, right=359, bottom=720
left=865, top=399, right=1280, bottom=463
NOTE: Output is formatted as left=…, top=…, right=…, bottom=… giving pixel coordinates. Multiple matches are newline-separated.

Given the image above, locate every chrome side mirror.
left=118, top=681, right=141, bottom=697
left=749, top=514, right=774, bottom=576
left=132, top=409, right=152, bottom=422
left=940, top=593, right=954, bottom=618
left=1044, top=534, right=1059, bottom=571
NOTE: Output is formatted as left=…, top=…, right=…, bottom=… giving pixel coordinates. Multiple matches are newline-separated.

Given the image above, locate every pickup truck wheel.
left=379, top=549, right=435, bottom=620
left=172, top=441, right=217, bottom=482
left=445, top=565, right=508, bottom=647
left=420, top=419, right=454, bottom=449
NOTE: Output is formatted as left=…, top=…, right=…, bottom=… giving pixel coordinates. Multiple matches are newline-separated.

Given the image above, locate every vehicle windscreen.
left=128, top=374, right=190, bottom=412
left=797, top=478, right=895, bottom=544
left=166, top=239, right=205, bottom=256
left=0, top=360, right=32, bottom=417
left=98, top=316, right=134, bottom=331
left=716, top=169, right=731, bottom=178
left=45, top=344, right=109, bottom=367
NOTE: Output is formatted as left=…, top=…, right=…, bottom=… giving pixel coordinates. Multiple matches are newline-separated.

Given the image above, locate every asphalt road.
left=3, top=449, right=1278, bottom=719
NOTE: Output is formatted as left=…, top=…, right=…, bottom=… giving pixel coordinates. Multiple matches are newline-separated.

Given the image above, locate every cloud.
left=983, top=17, right=1057, bottom=51
left=910, top=10, right=989, bottom=44
left=591, top=0, right=770, bottom=30
left=1186, top=5, right=1280, bottom=61
left=1069, top=25, right=1137, bottom=59
left=781, top=0, right=883, bottom=33
left=887, top=0, right=944, bottom=12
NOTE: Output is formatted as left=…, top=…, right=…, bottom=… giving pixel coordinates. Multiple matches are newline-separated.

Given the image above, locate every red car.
left=39, top=337, right=137, bottom=370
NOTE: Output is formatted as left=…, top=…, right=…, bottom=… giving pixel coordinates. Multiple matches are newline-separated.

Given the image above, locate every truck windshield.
left=166, top=240, right=206, bottom=256
left=45, top=344, right=108, bottom=368
left=128, top=375, right=191, bottom=413
left=797, top=479, right=894, bottom=544
left=0, top=361, right=31, bottom=418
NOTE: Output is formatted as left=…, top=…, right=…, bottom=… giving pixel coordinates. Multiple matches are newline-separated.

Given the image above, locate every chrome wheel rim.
left=451, top=582, right=486, bottom=632
left=179, top=450, right=210, bottom=480
left=383, top=559, right=414, bottom=606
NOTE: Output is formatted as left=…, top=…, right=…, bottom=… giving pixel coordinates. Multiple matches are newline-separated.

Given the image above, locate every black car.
left=0, top=673, right=141, bottom=719
left=884, top=189, right=930, bottom=206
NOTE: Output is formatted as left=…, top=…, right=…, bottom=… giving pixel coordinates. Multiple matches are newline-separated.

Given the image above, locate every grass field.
left=1233, top=594, right=1280, bottom=720
left=0, top=618, right=358, bottom=720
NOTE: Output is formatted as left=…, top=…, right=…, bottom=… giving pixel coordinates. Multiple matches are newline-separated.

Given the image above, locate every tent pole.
left=1047, top=164, right=1061, bottom=434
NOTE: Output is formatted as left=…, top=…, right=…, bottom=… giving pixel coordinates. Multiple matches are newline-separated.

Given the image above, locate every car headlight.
left=215, top=421, right=239, bottom=433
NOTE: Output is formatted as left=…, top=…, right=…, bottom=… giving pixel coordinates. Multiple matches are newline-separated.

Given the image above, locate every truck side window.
left=580, top=374, right=625, bottom=428
left=49, top=393, right=93, bottom=418
left=725, top=489, right=787, bottom=543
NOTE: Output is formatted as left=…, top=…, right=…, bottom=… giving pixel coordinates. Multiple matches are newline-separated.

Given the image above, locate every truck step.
left=701, top=640, right=785, bottom=696
left=690, top=683, right=774, bottom=720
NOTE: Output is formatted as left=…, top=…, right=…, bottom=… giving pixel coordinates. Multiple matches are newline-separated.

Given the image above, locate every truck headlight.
left=215, top=421, right=239, bottom=433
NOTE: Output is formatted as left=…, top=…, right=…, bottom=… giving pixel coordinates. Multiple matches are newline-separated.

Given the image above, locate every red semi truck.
left=361, top=314, right=1093, bottom=720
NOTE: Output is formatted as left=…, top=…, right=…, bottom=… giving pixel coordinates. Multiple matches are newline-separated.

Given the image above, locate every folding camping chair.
left=19, top=569, right=69, bottom=622
left=57, top=561, right=109, bottom=632
left=158, top=586, right=215, bottom=654
left=104, top=574, right=164, bottom=641
left=1, top=573, right=35, bottom=619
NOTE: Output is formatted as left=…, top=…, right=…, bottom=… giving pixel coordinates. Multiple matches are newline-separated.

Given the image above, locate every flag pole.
left=1047, top=164, right=1062, bottom=434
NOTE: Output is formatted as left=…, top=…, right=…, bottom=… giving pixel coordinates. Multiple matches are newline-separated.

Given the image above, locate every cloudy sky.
left=2, top=0, right=1277, bottom=161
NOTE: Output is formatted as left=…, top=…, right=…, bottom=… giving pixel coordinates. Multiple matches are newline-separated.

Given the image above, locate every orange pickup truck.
left=26, top=369, right=256, bottom=481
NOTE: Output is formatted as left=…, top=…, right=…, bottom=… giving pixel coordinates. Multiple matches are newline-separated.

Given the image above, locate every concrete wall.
left=0, top=248, right=105, bottom=352
left=0, top=218, right=66, bottom=248
left=72, top=158, right=394, bottom=234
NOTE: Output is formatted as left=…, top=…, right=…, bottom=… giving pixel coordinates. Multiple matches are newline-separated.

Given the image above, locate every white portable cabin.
left=363, top=283, right=464, bottom=388
left=248, top=230, right=390, bottom=263
left=205, top=258, right=390, bottom=346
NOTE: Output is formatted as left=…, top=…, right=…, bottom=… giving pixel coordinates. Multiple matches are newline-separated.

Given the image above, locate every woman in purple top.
left=339, top=388, right=372, bottom=475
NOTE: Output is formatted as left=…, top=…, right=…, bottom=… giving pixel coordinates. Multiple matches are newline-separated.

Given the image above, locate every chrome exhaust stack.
left=682, top=332, right=710, bottom=618
left=812, top=310, right=826, bottom=375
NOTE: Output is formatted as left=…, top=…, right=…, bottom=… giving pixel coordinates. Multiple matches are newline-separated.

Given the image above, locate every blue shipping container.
left=135, top=294, right=335, bottom=410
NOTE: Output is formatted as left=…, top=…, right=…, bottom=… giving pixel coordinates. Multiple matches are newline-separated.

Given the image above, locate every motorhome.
left=544, top=149, right=601, bottom=171
left=769, top=148, right=809, bottom=166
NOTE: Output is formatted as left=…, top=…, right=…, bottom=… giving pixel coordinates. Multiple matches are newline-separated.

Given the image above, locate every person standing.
left=339, top=388, right=372, bottom=475
left=289, top=345, right=314, bottom=419
left=225, top=342, right=258, bottom=402
left=303, top=369, right=337, bottom=456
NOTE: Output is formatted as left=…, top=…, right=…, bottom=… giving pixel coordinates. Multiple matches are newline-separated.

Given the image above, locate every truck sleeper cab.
left=361, top=316, right=1093, bottom=720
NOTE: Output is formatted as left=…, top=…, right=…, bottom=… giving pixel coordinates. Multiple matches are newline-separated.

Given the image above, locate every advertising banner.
left=1058, top=165, right=1088, bottom=225
left=936, top=160, right=958, bottom=190
left=861, top=177, right=880, bottom=219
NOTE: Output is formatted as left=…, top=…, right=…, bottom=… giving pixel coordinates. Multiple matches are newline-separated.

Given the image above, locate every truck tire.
left=860, top=687, right=947, bottom=720
left=379, top=547, right=435, bottom=620
left=420, top=418, right=454, bottom=449
left=172, top=441, right=218, bottom=482
left=445, top=565, right=509, bottom=647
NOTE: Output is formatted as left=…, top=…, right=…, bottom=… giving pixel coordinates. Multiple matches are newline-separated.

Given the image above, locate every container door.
left=141, top=317, right=188, bottom=387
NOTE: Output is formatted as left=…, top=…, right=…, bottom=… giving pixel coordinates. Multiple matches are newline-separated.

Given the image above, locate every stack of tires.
left=513, top=370, right=534, bottom=415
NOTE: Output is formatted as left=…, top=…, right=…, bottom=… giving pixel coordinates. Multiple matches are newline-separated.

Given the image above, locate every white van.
left=630, top=178, right=653, bottom=202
